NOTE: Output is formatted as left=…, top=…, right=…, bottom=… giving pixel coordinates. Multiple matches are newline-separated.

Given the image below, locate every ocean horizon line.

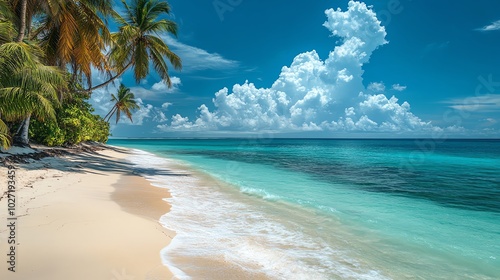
left=108, top=137, right=500, bottom=141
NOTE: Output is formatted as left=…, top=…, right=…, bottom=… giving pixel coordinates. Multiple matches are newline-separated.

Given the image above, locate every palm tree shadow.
left=21, top=149, right=190, bottom=179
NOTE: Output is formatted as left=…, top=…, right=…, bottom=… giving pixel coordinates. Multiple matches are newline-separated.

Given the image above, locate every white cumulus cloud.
left=368, top=82, right=386, bottom=93
left=132, top=76, right=182, bottom=100
left=151, top=76, right=182, bottom=92
left=158, top=1, right=435, bottom=134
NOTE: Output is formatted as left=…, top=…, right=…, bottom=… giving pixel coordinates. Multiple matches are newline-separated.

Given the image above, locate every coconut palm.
left=1, top=0, right=182, bottom=146
left=89, top=0, right=181, bottom=91
left=104, top=84, right=139, bottom=124
left=0, top=42, right=67, bottom=145
left=6, top=0, right=106, bottom=145
left=10, top=0, right=113, bottom=84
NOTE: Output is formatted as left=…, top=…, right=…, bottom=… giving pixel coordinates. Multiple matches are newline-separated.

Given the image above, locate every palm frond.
left=30, top=0, right=112, bottom=84
left=89, top=0, right=182, bottom=92
left=149, top=45, right=171, bottom=87
left=147, top=19, right=177, bottom=36
left=146, top=34, right=182, bottom=70
left=146, top=0, right=171, bottom=20
left=0, top=20, right=15, bottom=44
left=0, top=42, right=65, bottom=122
left=133, top=40, right=149, bottom=82
left=111, top=9, right=127, bottom=26
left=0, top=118, right=11, bottom=149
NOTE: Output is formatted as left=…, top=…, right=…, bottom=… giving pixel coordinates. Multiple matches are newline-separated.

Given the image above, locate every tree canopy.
left=0, top=0, right=181, bottom=148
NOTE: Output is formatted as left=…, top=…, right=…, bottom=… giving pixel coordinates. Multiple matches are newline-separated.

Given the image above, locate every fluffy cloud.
left=368, top=82, right=386, bottom=92
left=132, top=76, right=182, bottom=100
left=151, top=77, right=182, bottom=92
left=158, top=1, right=432, bottom=134
left=153, top=111, right=168, bottom=123
left=131, top=98, right=154, bottom=125
left=155, top=1, right=435, bottom=134
left=151, top=82, right=167, bottom=91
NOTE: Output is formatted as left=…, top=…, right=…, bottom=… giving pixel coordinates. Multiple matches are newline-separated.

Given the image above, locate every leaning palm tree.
left=0, top=42, right=67, bottom=146
left=104, top=84, right=140, bottom=124
left=88, top=0, right=182, bottom=91
left=31, top=0, right=113, bottom=85
left=26, top=0, right=112, bottom=85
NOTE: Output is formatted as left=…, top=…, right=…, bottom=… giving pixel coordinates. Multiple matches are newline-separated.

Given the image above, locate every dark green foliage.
left=30, top=93, right=109, bottom=146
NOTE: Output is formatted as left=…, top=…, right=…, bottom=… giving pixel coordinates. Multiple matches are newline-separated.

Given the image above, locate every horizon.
left=108, top=137, right=500, bottom=140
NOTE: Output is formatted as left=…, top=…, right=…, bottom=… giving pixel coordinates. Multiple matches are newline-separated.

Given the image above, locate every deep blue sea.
left=109, top=138, right=500, bottom=279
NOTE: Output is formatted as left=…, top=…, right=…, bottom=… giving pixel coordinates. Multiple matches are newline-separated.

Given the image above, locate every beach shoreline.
left=110, top=139, right=500, bottom=280
left=2, top=139, right=498, bottom=280
left=0, top=145, right=174, bottom=280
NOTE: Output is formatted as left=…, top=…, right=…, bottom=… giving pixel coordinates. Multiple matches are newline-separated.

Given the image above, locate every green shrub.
left=30, top=93, right=109, bottom=146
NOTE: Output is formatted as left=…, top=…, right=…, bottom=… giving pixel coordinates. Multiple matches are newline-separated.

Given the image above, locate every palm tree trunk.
left=13, top=0, right=30, bottom=147
left=13, top=113, right=31, bottom=146
left=104, top=107, right=117, bottom=123
left=15, top=0, right=28, bottom=42
left=15, top=118, right=26, bottom=135
left=19, top=113, right=31, bottom=146
left=103, top=105, right=116, bottom=120
left=87, top=61, right=133, bottom=92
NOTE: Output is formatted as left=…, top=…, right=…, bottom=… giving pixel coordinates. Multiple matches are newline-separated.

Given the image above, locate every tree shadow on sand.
left=4, top=143, right=190, bottom=179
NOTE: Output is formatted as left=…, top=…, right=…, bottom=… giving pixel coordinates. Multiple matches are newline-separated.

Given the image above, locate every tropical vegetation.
left=0, top=0, right=181, bottom=149
left=104, top=84, right=140, bottom=124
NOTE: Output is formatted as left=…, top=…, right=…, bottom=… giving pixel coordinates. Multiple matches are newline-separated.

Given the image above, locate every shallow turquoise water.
left=110, top=138, right=500, bottom=279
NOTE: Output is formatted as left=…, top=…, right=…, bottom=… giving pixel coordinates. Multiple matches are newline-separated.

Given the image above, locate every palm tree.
left=32, top=0, right=113, bottom=85
left=88, top=0, right=182, bottom=91
left=104, top=84, right=139, bottom=124
left=6, top=0, right=106, bottom=146
left=10, top=0, right=113, bottom=84
left=0, top=42, right=67, bottom=146
left=1, top=0, right=182, bottom=146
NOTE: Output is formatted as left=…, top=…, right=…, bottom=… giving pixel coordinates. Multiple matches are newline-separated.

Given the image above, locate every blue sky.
left=90, top=0, right=500, bottom=138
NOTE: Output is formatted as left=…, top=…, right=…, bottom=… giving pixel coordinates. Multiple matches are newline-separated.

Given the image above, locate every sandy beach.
left=0, top=146, right=174, bottom=280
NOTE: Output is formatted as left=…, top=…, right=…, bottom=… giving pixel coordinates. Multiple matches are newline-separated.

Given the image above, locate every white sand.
left=0, top=147, right=174, bottom=279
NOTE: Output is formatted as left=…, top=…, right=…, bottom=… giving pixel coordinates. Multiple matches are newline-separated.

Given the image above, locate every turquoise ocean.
left=109, top=139, right=500, bottom=279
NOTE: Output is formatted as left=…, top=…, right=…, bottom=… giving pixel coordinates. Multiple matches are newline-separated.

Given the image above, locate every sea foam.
left=126, top=149, right=388, bottom=280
